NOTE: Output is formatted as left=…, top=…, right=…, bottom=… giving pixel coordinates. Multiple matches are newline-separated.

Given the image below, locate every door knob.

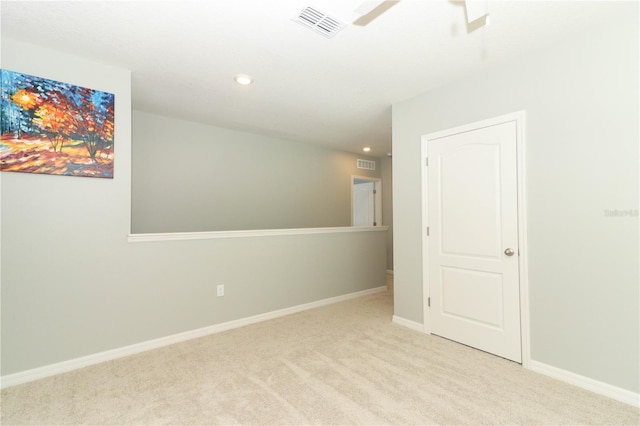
left=504, top=248, right=515, bottom=257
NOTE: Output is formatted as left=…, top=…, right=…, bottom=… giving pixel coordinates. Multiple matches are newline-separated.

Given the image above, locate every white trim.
left=392, top=315, right=425, bottom=333
left=420, top=133, right=431, bottom=334
left=0, top=286, right=386, bottom=389
left=420, top=111, right=530, bottom=365
left=530, top=360, right=640, bottom=408
left=128, top=226, right=389, bottom=243
left=514, top=111, right=531, bottom=368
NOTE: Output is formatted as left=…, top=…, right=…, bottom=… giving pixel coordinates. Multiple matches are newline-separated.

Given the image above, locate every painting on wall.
left=0, top=69, right=115, bottom=178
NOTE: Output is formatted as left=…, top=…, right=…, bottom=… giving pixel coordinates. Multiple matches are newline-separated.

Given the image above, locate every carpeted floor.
left=1, top=290, right=638, bottom=425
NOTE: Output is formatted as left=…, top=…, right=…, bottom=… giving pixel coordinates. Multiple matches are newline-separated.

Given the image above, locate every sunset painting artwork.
left=1, top=69, right=115, bottom=178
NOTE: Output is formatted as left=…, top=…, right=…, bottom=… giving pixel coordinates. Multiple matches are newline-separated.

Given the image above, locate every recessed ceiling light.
left=363, top=147, right=371, bottom=152
left=234, top=74, right=253, bottom=85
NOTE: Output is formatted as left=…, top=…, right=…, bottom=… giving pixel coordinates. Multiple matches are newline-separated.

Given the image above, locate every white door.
left=427, top=120, right=521, bottom=362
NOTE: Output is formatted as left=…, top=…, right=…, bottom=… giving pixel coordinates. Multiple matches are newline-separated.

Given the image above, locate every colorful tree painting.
left=1, top=69, right=115, bottom=178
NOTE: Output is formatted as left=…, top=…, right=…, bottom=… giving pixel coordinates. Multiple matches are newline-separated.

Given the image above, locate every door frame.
left=351, top=175, right=382, bottom=227
left=420, top=111, right=530, bottom=367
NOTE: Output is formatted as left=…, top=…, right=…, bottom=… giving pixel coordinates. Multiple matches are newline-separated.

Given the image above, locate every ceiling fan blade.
left=465, top=0, right=489, bottom=24
left=353, top=1, right=401, bottom=27
left=318, top=0, right=396, bottom=25
left=354, top=0, right=388, bottom=17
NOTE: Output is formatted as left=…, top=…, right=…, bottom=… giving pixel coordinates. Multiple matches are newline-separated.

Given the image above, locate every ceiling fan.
left=294, top=0, right=489, bottom=37
left=345, top=0, right=489, bottom=24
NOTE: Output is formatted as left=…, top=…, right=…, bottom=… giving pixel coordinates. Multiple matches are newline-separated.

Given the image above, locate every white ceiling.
left=0, top=1, right=632, bottom=156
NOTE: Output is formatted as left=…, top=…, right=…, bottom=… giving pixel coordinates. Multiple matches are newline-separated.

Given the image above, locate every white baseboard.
left=0, top=286, right=387, bottom=389
left=392, top=315, right=424, bottom=333
left=530, top=360, right=639, bottom=408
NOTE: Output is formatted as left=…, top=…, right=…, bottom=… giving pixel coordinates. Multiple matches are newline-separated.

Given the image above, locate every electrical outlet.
left=217, top=284, right=224, bottom=297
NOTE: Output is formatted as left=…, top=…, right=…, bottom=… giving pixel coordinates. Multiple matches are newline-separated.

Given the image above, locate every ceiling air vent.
left=357, top=159, right=376, bottom=171
left=293, top=6, right=347, bottom=38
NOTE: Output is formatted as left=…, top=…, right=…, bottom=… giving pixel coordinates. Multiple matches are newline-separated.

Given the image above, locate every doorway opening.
left=351, top=176, right=382, bottom=227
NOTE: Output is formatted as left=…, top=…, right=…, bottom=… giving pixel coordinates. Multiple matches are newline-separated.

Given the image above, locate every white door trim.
left=421, top=111, right=530, bottom=368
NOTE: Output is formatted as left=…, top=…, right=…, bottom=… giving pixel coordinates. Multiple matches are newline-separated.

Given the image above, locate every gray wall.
left=392, top=10, right=639, bottom=393
left=132, top=111, right=381, bottom=233
left=1, top=38, right=386, bottom=376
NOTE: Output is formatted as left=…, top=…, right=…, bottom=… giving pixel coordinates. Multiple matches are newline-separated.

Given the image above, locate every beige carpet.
left=1, top=291, right=638, bottom=425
